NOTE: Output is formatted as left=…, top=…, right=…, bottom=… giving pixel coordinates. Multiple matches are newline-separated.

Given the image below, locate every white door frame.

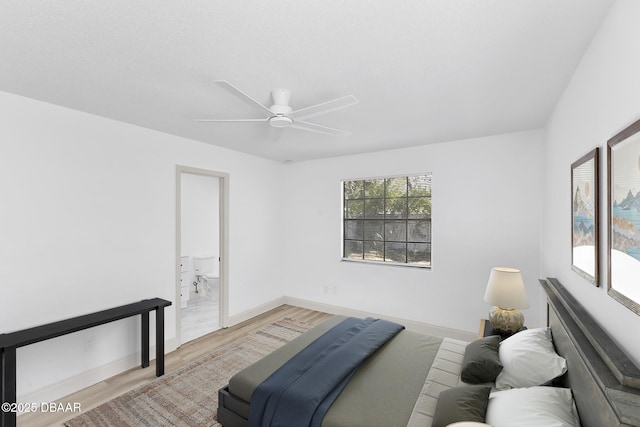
left=175, top=165, right=229, bottom=345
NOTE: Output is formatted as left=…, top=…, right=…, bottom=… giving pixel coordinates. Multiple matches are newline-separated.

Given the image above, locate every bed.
left=218, top=278, right=640, bottom=427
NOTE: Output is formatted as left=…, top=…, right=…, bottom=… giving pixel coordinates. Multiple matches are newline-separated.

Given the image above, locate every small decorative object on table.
left=478, top=318, right=526, bottom=339
left=483, top=267, right=529, bottom=334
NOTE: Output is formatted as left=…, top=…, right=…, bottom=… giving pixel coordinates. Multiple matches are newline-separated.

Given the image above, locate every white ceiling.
left=0, top=0, right=613, bottom=162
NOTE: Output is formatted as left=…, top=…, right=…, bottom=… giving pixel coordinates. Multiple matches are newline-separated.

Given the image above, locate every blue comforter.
left=248, top=317, right=405, bottom=427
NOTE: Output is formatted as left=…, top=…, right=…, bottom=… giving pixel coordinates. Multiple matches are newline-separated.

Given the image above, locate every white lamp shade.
left=483, top=267, right=529, bottom=309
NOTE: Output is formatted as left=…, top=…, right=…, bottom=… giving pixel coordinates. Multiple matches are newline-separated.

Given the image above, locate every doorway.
left=176, top=166, right=228, bottom=345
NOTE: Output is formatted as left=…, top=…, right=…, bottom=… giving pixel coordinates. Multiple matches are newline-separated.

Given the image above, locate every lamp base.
left=488, top=306, right=524, bottom=334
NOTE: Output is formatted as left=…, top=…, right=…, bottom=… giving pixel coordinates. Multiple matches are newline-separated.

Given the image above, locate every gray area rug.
left=64, top=318, right=312, bottom=427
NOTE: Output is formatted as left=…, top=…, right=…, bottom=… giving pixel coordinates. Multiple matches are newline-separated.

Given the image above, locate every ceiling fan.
left=195, top=80, right=358, bottom=136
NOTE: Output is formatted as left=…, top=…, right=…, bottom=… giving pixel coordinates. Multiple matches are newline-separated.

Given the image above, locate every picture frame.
left=571, top=147, right=599, bottom=285
left=608, top=118, right=640, bottom=315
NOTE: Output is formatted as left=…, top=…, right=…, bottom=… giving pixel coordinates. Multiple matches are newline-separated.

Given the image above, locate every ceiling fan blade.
left=214, top=80, right=273, bottom=117
left=289, top=95, right=358, bottom=121
left=290, top=120, right=352, bottom=136
left=194, top=118, right=268, bottom=122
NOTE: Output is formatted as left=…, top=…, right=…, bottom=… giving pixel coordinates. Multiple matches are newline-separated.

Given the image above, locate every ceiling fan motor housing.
left=271, top=88, right=291, bottom=106
left=268, top=90, right=294, bottom=127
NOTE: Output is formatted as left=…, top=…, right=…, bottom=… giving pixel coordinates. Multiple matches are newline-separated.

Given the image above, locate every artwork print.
left=608, top=118, right=640, bottom=314
left=571, top=148, right=599, bottom=285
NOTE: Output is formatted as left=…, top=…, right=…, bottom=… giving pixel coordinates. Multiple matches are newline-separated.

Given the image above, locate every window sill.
left=340, top=258, right=431, bottom=269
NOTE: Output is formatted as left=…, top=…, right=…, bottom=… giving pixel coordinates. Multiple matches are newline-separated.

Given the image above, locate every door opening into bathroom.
left=176, top=166, right=229, bottom=345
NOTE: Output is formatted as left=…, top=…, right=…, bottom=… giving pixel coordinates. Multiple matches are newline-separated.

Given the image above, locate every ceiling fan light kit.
left=195, top=80, right=358, bottom=136
left=269, top=116, right=293, bottom=128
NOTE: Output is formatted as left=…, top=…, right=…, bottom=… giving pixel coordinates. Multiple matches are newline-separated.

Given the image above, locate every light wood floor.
left=18, top=305, right=332, bottom=427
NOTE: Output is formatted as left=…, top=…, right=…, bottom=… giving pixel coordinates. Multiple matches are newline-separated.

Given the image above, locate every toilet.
left=193, top=255, right=219, bottom=299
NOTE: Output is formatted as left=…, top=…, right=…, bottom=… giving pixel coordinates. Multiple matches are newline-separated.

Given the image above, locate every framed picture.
left=608, top=118, right=640, bottom=315
left=571, top=147, right=599, bottom=285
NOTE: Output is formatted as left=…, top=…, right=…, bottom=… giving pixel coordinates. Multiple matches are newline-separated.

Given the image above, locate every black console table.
left=0, top=298, right=171, bottom=427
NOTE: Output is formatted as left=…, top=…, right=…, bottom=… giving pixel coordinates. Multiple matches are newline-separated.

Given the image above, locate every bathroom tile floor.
left=181, top=287, right=220, bottom=344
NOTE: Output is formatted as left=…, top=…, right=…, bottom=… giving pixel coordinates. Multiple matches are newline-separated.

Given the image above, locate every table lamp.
left=483, top=267, right=529, bottom=334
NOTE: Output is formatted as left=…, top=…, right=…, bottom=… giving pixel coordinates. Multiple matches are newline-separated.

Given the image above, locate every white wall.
left=281, top=130, right=543, bottom=334
left=0, top=90, right=284, bottom=400
left=542, top=0, right=640, bottom=366
left=181, top=173, right=220, bottom=280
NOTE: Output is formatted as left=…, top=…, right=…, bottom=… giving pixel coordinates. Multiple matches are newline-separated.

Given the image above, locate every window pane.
left=344, top=181, right=364, bottom=199
left=364, top=220, right=384, bottom=241
left=344, top=240, right=363, bottom=259
left=408, top=196, right=431, bottom=219
left=385, top=197, right=407, bottom=219
left=365, top=179, right=385, bottom=198
left=408, top=220, right=431, bottom=242
left=344, top=220, right=363, bottom=240
left=364, top=241, right=384, bottom=261
left=385, top=220, right=406, bottom=242
left=408, top=243, right=431, bottom=265
left=364, top=198, right=384, bottom=219
left=386, top=176, right=407, bottom=197
left=385, top=242, right=406, bottom=263
left=408, top=175, right=431, bottom=197
left=345, top=199, right=364, bottom=219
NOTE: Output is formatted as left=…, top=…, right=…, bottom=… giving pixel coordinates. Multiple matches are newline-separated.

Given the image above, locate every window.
left=342, top=174, right=432, bottom=267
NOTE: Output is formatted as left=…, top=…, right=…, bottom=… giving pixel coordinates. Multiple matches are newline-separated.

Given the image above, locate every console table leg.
left=141, top=312, right=149, bottom=368
left=1, top=346, right=17, bottom=427
left=155, top=307, right=165, bottom=377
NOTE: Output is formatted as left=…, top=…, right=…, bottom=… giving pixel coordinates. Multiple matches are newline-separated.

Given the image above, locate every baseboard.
left=283, top=296, right=477, bottom=342
left=226, top=296, right=287, bottom=327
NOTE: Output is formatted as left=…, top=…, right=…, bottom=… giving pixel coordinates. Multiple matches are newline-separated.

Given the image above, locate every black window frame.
left=342, top=173, right=432, bottom=268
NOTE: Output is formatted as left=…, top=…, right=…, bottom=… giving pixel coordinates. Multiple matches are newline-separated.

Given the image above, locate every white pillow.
left=485, top=387, right=579, bottom=427
left=495, top=327, right=567, bottom=389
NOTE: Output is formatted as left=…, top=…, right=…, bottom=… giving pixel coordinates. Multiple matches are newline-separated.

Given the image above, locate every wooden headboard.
left=540, top=278, right=640, bottom=426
